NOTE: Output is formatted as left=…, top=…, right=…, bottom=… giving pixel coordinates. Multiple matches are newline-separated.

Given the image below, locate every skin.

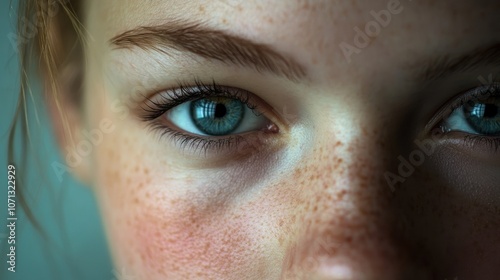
left=54, top=0, right=500, bottom=279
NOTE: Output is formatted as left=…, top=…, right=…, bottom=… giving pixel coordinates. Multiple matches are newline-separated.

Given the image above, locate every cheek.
left=393, top=146, right=500, bottom=277
left=91, top=124, right=286, bottom=279
left=126, top=201, right=255, bottom=278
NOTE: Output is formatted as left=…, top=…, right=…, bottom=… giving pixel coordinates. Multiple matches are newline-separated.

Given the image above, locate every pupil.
left=484, top=104, right=498, bottom=118
left=214, top=103, right=227, bottom=118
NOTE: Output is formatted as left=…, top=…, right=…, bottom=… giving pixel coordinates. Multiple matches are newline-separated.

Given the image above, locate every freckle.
left=337, top=190, right=347, bottom=200
left=144, top=168, right=150, bottom=175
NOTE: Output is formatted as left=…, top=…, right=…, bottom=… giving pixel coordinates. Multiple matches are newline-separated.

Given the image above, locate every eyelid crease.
left=417, top=43, right=500, bottom=83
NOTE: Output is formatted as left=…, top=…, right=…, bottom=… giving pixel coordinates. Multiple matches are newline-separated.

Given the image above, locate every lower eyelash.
left=147, top=119, right=245, bottom=155
left=463, top=135, right=500, bottom=152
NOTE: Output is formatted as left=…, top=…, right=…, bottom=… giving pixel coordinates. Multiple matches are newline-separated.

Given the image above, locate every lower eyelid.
left=430, top=131, right=500, bottom=159
left=147, top=120, right=282, bottom=161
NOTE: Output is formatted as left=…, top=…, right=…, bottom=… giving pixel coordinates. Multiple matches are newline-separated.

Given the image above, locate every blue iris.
left=190, top=97, right=245, bottom=136
left=465, top=99, right=500, bottom=135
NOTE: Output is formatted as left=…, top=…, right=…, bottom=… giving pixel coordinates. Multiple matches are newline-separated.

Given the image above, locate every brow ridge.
left=110, top=20, right=307, bottom=82
left=419, top=43, right=500, bottom=82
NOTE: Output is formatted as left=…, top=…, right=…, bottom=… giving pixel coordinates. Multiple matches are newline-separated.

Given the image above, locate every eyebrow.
left=418, top=43, right=500, bottom=82
left=110, top=20, right=307, bottom=82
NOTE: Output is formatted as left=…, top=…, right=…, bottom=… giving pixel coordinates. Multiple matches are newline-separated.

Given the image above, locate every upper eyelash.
left=139, top=79, right=258, bottom=122
left=448, top=82, right=500, bottom=112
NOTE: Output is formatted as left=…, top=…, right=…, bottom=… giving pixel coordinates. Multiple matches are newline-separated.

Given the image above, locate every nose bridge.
left=282, top=125, right=408, bottom=279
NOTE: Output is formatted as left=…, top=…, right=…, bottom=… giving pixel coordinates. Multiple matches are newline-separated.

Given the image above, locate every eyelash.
left=140, top=79, right=264, bottom=153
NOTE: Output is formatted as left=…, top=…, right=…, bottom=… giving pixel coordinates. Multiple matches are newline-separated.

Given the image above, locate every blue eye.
left=166, top=96, right=268, bottom=136
left=441, top=86, right=500, bottom=136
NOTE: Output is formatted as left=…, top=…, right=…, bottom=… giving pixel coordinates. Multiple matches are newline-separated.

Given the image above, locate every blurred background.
left=0, top=2, right=113, bottom=280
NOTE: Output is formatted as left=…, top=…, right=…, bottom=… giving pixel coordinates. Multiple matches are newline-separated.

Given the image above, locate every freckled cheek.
left=88, top=118, right=291, bottom=277
left=129, top=206, right=256, bottom=277
left=93, top=149, right=277, bottom=277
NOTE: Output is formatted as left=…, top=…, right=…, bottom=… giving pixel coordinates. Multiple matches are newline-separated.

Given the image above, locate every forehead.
left=91, top=0, right=498, bottom=40
left=86, top=0, right=500, bottom=81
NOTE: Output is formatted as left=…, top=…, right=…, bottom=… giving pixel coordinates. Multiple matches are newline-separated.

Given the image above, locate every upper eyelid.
left=139, top=81, right=261, bottom=121
left=450, top=83, right=500, bottom=110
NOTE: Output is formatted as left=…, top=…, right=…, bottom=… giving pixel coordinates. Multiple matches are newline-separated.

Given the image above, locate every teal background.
left=0, top=2, right=113, bottom=280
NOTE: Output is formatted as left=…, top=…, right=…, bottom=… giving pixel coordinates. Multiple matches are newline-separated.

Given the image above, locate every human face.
left=76, top=0, right=500, bottom=279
